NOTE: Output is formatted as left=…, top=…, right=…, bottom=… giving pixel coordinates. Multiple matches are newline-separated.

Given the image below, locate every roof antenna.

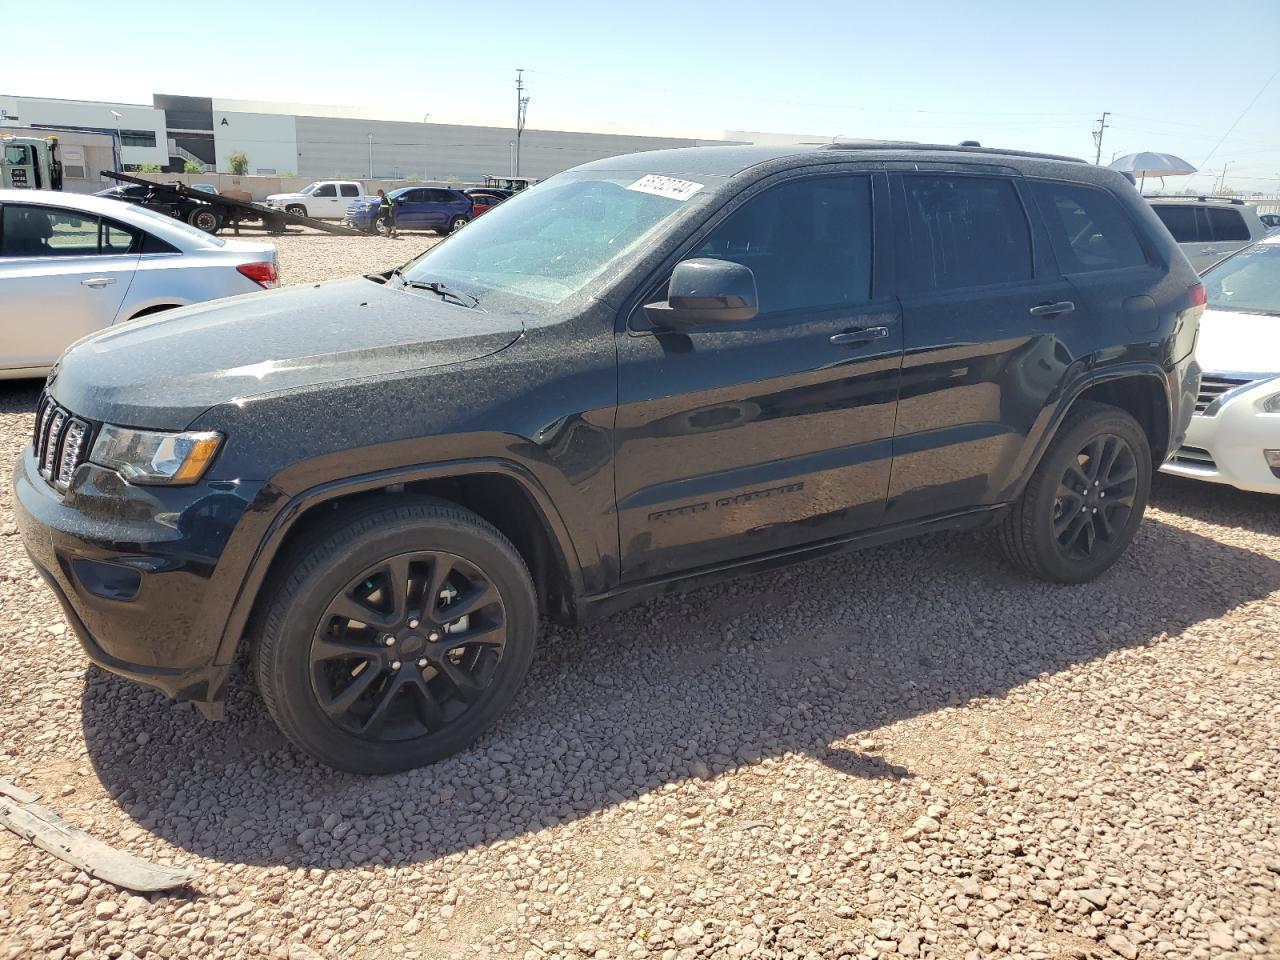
left=959, top=140, right=981, bottom=147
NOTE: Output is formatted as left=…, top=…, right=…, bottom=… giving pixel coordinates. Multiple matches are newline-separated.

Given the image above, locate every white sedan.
left=0, top=189, right=277, bottom=380
left=1162, top=232, right=1280, bottom=493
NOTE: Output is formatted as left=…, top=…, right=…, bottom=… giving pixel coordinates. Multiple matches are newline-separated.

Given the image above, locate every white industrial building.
left=2, top=92, right=829, bottom=185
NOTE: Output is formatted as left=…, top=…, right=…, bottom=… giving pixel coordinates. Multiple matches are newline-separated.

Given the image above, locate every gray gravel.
left=1, top=235, right=1277, bottom=960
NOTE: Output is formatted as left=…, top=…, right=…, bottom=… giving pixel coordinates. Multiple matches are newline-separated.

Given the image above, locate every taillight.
left=237, top=261, right=278, bottom=288
left=1188, top=282, right=1206, bottom=309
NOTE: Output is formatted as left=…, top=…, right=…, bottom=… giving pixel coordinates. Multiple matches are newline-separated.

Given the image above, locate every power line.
left=1199, top=65, right=1280, bottom=169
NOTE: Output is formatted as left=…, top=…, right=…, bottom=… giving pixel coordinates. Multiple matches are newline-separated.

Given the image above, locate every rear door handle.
left=830, top=326, right=889, bottom=346
left=1028, top=300, right=1074, bottom=318
left=81, top=277, right=116, bottom=288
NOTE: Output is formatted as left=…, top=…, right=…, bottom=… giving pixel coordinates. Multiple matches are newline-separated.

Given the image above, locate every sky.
left=8, top=0, right=1279, bottom=193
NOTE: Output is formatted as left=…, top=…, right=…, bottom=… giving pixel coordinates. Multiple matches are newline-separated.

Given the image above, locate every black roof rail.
left=818, top=141, right=1087, bottom=164
left=1144, top=194, right=1246, bottom=205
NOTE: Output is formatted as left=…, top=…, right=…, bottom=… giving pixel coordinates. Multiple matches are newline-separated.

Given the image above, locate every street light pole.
left=110, top=109, right=124, bottom=171
left=422, top=113, right=430, bottom=180
left=367, top=133, right=373, bottom=180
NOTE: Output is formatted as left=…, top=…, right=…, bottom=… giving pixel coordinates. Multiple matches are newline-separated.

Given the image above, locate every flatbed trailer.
left=98, top=170, right=366, bottom=237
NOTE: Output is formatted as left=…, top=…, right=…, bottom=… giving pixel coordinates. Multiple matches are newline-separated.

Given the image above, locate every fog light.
left=1265, top=450, right=1280, bottom=468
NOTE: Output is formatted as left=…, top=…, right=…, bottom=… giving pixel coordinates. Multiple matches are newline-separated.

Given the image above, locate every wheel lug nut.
left=428, top=632, right=441, bottom=642
left=1092, top=507, right=1098, bottom=514
left=417, top=658, right=428, bottom=668
left=390, top=660, right=401, bottom=670
left=383, top=636, right=395, bottom=646
left=408, top=618, right=419, bottom=629
left=1099, top=491, right=1106, bottom=498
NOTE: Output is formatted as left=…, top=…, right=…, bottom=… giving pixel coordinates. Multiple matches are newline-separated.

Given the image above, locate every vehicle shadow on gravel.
left=79, top=507, right=1280, bottom=870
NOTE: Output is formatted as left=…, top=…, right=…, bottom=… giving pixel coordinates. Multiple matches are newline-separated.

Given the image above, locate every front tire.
left=254, top=497, right=537, bottom=774
left=997, top=401, right=1151, bottom=583
left=285, top=204, right=307, bottom=218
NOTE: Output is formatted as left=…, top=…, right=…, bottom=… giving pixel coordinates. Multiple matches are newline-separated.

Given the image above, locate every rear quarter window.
left=1030, top=181, right=1147, bottom=273
left=1206, top=207, right=1250, bottom=242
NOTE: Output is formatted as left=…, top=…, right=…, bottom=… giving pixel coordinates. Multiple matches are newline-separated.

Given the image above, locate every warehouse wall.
left=213, top=111, right=300, bottom=175
left=0, top=96, right=167, bottom=167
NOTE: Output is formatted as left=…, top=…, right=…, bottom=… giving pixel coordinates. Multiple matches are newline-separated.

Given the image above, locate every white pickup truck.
left=264, top=180, right=367, bottom=220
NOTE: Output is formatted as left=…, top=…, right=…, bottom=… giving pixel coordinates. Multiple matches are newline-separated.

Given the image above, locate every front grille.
left=33, top=393, right=94, bottom=491
left=1195, top=375, right=1253, bottom=415
left=1170, top=445, right=1217, bottom=471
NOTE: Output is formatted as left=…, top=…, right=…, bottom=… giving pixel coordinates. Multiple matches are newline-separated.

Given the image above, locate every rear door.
left=421, top=190, right=455, bottom=230
left=1202, top=206, right=1254, bottom=266
left=0, top=204, right=139, bottom=373
left=886, top=168, right=1079, bottom=522
left=339, top=182, right=362, bottom=221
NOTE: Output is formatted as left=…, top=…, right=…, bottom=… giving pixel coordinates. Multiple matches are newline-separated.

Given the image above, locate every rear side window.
left=1030, top=181, right=1147, bottom=273
left=339, top=183, right=360, bottom=198
left=1152, top=205, right=1203, bottom=243
left=1206, top=207, right=1250, bottom=242
left=101, top=219, right=141, bottom=254
left=902, top=175, right=1032, bottom=290
left=693, top=175, right=873, bottom=316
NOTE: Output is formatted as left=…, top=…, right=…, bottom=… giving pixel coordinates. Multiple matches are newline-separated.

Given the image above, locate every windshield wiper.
left=393, top=269, right=480, bottom=308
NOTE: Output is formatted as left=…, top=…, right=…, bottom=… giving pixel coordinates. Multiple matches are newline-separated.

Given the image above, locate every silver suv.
left=1147, top=196, right=1270, bottom=271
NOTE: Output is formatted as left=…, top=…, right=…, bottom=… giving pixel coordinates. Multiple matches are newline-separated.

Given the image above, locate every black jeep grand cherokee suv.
left=15, top=144, right=1202, bottom=773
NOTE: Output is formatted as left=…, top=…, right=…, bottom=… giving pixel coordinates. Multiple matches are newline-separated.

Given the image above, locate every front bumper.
left=12, top=445, right=260, bottom=711
left=1161, top=379, right=1280, bottom=494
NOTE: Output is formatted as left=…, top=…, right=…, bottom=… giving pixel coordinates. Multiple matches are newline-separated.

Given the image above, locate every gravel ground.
left=0, top=236, right=1277, bottom=960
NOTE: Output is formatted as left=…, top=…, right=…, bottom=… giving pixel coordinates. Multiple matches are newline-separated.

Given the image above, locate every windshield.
left=300, top=182, right=320, bottom=195
left=401, top=171, right=720, bottom=316
left=120, top=203, right=226, bottom=247
left=1202, top=243, right=1280, bottom=316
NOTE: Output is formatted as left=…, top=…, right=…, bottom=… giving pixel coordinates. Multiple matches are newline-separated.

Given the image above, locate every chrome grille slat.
left=1195, top=375, right=1253, bottom=416
left=32, top=393, right=94, bottom=493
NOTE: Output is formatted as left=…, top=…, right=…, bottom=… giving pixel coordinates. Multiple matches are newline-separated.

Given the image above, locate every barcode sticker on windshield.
left=627, top=175, right=704, bottom=202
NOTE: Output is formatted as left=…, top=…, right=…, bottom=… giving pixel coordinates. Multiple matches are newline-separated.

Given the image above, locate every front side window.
left=1031, top=181, right=1147, bottom=273
left=313, top=184, right=337, bottom=198
left=1206, top=207, right=1250, bottom=242
left=902, top=175, right=1032, bottom=291
left=1152, top=205, right=1203, bottom=243
left=0, top=206, right=97, bottom=257
left=1201, top=244, right=1280, bottom=315
left=691, top=175, right=873, bottom=316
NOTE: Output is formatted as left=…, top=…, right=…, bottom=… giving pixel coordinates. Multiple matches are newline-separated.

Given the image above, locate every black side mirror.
left=645, top=258, right=758, bottom=329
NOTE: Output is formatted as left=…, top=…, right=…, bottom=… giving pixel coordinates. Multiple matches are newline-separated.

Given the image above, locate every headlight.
left=90, top=426, right=222, bottom=485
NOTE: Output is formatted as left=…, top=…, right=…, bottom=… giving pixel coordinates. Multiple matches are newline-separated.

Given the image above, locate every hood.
left=51, top=278, right=523, bottom=429
left=1195, top=307, right=1280, bottom=376
left=265, top=192, right=308, bottom=202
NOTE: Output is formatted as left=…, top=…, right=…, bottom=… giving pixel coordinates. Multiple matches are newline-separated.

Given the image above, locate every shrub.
left=183, top=160, right=203, bottom=174
left=227, top=151, right=249, bottom=176
left=138, top=162, right=162, bottom=173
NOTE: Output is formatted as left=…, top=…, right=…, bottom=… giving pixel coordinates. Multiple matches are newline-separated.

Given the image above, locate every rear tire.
left=997, top=401, right=1151, bottom=583
left=254, top=497, right=538, bottom=774
left=448, top=215, right=468, bottom=233
left=187, top=207, right=222, bottom=234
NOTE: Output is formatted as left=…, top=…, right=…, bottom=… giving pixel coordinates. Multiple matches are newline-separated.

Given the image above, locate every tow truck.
left=0, top=134, right=63, bottom=190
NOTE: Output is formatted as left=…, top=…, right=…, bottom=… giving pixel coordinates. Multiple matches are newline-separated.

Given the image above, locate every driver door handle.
left=81, top=277, right=116, bottom=288
left=830, top=326, right=889, bottom=346
left=1028, top=300, right=1074, bottom=318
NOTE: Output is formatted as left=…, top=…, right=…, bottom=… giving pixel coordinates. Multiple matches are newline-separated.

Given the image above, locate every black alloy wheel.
left=310, top=551, right=506, bottom=742
left=1052, top=434, right=1138, bottom=561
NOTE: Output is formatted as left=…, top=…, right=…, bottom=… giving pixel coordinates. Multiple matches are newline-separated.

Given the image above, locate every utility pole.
left=1216, top=161, right=1232, bottom=194
left=1092, top=111, right=1110, bottom=165
left=514, top=68, right=529, bottom=178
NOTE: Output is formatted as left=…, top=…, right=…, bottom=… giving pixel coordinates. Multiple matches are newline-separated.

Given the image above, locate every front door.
left=885, top=170, right=1079, bottom=522
left=394, top=189, right=429, bottom=227
left=0, top=204, right=137, bottom=374
left=615, top=172, right=903, bottom=581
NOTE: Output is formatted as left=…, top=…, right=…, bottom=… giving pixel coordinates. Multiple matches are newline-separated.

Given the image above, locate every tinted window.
left=339, top=183, right=360, bottom=197
left=424, top=189, right=455, bottom=203
left=0, top=206, right=97, bottom=257
left=1152, top=205, right=1203, bottom=243
left=1031, top=181, right=1147, bottom=272
left=1206, top=207, right=1250, bottom=242
left=101, top=220, right=140, bottom=254
left=902, top=175, right=1032, bottom=290
left=693, top=176, right=873, bottom=315
left=313, top=184, right=337, bottom=198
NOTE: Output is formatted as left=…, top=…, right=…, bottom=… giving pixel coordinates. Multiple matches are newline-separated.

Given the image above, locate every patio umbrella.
left=1108, top=152, right=1197, bottom=193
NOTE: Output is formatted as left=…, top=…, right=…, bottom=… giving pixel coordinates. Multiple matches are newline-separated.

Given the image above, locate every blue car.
left=344, top=187, right=473, bottom=235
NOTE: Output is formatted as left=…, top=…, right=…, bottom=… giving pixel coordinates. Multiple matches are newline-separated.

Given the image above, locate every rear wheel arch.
left=1069, top=373, right=1170, bottom=469
left=125, top=303, right=182, bottom=321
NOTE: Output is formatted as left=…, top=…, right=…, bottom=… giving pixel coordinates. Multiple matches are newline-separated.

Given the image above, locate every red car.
left=466, top=191, right=506, bottom=218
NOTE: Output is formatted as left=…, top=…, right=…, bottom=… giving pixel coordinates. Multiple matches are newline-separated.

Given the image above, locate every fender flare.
left=212, top=457, right=585, bottom=665
left=1011, top=362, right=1172, bottom=495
